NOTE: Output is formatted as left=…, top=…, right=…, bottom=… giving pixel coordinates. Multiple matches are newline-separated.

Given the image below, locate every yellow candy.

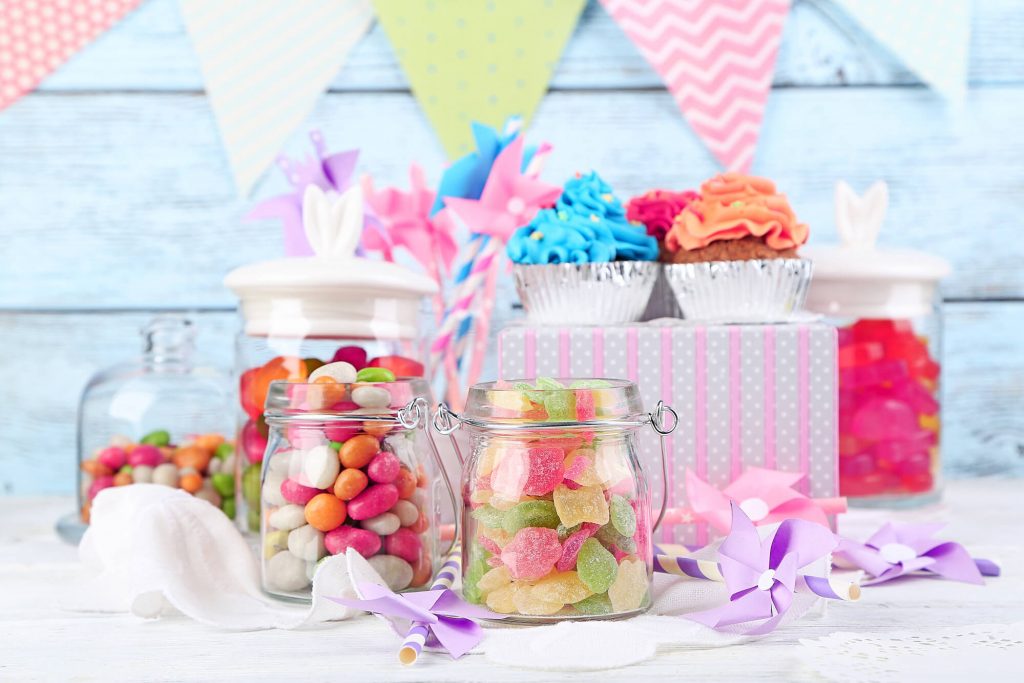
left=554, top=484, right=609, bottom=528
left=263, top=530, right=289, bottom=559
left=530, top=570, right=593, bottom=605
left=477, top=444, right=505, bottom=477
left=479, top=524, right=513, bottom=549
left=512, top=586, right=563, bottom=616
left=485, top=584, right=519, bottom=613
left=608, top=558, right=649, bottom=612
left=469, top=489, right=493, bottom=506
left=594, top=442, right=631, bottom=488
left=491, top=494, right=533, bottom=511
left=563, top=449, right=602, bottom=486
left=920, top=414, right=941, bottom=432
left=477, top=566, right=512, bottom=596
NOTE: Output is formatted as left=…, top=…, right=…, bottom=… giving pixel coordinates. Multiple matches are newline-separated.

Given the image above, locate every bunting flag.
left=0, top=0, right=141, bottom=113
left=179, top=0, right=374, bottom=196
left=601, top=0, right=790, bottom=172
left=372, top=0, right=585, bottom=158
left=834, top=0, right=970, bottom=103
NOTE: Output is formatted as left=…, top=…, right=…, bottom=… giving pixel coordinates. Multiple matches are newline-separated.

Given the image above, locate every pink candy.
left=127, top=445, right=163, bottom=468
left=555, top=522, right=599, bottom=571
left=332, top=346, right=367, bottom=369
left=323, top=420, right=362, bottom=444
left=477, top=533, right=503, bottom=557
left=384, top=527, right=422, bottom=563
left=87, top=475, right=115, bottom=500
left=563, top=455, right=589, bottom=484
left=325, top=526, right=382, bottom=557
left=97, top=447, right=127, bottom=471
left=501, top=527, right=562, bottom=580
left=574, top=390, right=595, bottom=421
left=851, top=398, right=919, bottom=441
left=280, top=478, right=321, bottom=505
left=492, top=446, right=565, bottom=497
left=347, top=483, right=399, bottom=520
left=242, top=420, right=269, bottom=464
left=367, top=451, right=400, bottom=484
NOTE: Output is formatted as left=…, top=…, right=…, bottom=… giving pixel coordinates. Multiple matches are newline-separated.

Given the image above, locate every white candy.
left=179, top=466, right=199, bottom=477
left=390, top=499, right=419, bottom=527
left=368, top=554, right=414, bottom=592
left=361, top=511, right=401, bottom=536
left=288, top=524, right=326, bottom=562
left=222, top=453, right=237, bottom=476
left=268, top=450, right=292, bottom=475
left=194, top=488, right=222, bottom=507
left=152, top=463, right=178, bottom=487
left=265, top=551, right=311, bottom=592
left=301, top=445, right=340, bottom=489
left=132, top=465, right=154, bottom=484
left=308, top=361, right=357, bottom=384
left=269, top=504, right=307, bottom=531
left=262, top=472, right=288, bottom=507
left=351, top=386, right=391, bottom=409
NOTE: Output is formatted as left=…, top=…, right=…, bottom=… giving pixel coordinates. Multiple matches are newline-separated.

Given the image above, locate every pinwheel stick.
left=398, top=541, right=463, bottom=666
left=660, top=497, right=849, bottom=526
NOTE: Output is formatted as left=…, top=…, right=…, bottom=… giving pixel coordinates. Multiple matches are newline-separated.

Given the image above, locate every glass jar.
left=433, top=379, right=676, bottom=622
left=260, top=381, right=454, bottom=601
left=58, top=316, right=234, bottom=543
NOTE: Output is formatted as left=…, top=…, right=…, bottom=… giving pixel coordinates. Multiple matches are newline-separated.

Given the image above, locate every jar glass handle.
left=648, top=401, right=678, bottom=532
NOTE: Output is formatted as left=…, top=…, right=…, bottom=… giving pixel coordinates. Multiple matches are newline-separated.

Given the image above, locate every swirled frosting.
left=627, top=189, right=699, bottom=241
left=666, top=173, right=809, bottom=252
left=506, top=172, right=659, bottom=264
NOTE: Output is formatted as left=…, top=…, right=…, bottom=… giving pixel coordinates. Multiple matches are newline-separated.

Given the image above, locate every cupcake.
left=507, top=171, right=659, bottom=325
left=626, top=189, right=698, bottom=319
left=662, top=173, right=813, bottom=322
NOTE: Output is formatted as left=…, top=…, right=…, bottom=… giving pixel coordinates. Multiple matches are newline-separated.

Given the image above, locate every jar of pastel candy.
left=59, top=316, right=234, bottom=543
left=805, top=181, right=951, bottom=505
left=433, top=378, right=676, bottom=622
left=259, top=375, right=455, bottom=600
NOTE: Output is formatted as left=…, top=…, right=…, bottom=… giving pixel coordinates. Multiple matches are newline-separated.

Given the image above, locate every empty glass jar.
left=433, top=378, right=676, bottom=622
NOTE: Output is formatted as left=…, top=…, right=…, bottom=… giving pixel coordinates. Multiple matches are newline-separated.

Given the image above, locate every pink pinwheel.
left=688, top=503, right=839, bottom=635
left=834, top=523, right=997, bottom=586
left=443, top=135, right=561, bottom=241
left=682, top=467, right=846, bottom=534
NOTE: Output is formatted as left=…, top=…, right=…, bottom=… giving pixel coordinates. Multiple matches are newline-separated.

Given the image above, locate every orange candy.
left=173, top=445, right=212, bottom=472
left=361, top=421, right=393, bottom=439
left=179, top=472, right=203, bottom=493
left=311, top=375, right=348, bottom=406
left=394, top=468, right=417, bottom=499
left=333, top=468, right=369, bottom=500
left=416, top=464, right=428, bottom=489
left=339, top=434, right=380, bottom=469
left=407, top=508, right=430, bottom=534
left=304, top=493, right=347, bottom=531
left=81, top=501, right=91, bottom=524
left=113, top=472, right=133, bottom=486
left=193, top=434, right=225, bottom=452
left=410, top=548, right=433, bottom=587
left=82, top=460, right=113, bottom=477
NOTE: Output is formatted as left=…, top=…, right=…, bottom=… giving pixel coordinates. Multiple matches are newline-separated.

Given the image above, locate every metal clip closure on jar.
left=259, top=381, right=457, bottom=601
left=429, top=379, right=677, bottom=622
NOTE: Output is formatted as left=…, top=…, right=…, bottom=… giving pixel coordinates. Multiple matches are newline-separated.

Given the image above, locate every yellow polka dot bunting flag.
left=373, top=0, right=586, bottom=158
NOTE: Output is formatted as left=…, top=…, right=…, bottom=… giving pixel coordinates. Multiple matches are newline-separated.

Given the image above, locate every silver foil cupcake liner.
left=513, top=261, right=659, bottom=325
left=664, top=258, right=813, bottom=323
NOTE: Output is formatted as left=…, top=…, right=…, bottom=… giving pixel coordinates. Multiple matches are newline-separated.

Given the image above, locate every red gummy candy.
left=851, top=398, right=919, bottom=441
left=555, top=523, right=600, bottom=571
left=332, top=346, right=368, bottom=369
left=901, top=471, right=935, bottom=493
left=478, top=533, right=503, bottom=557
left=368, top=355, right=425, bottom=378
left=838, top=342, right=884, bottom=369
left=501, top=527, right=562, bottom=580
left=574, top=390, right=596, bottom=421
left=491, top=446, right=565, bottom=497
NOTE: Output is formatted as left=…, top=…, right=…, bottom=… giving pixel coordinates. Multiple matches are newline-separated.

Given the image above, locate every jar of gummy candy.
left=58, top=316, right=234, bottom=543
left=260, top=379, right=456, bottom=600
left=432, top=378, right=677, bottom=622
left=804, top=181, right=951, bottom=506
left=224, top=188, right=437, bottom=532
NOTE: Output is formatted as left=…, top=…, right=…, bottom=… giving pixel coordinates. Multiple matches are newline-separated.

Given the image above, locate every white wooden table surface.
left=1, top=479, right=1022, bottom=682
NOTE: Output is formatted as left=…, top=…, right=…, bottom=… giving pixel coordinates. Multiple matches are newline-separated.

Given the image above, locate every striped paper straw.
left=398, top=541, right=463, bottom=666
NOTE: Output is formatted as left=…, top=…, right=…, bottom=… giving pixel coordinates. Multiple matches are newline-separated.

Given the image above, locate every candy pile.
left=462, top=380, right=652, bottom=619
left=838, top=319, right=940, bottom=497
left=238, top=346, right=424, bottom=531
left=80, top=430, right=236, bottom=522
left=260, top=361, right=434, bottom=596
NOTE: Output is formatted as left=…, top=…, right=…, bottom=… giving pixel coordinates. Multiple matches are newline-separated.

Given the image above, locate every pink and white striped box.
left=496, top=320, right=838, bottom=546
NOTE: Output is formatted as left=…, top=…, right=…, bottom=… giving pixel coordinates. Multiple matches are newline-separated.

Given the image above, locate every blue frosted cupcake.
left=507, top=172, right=660, bottom=324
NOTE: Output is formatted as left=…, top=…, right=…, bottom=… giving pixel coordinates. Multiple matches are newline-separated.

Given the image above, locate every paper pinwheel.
left=330, top=581, right=501, bottom=660
left=687, top=502, right=839, bottom=635
left=246, top=130, right=367, bottom=257
left=834, top=523, right=998, bottom=586
left=677, top=467, right=847, bottom=534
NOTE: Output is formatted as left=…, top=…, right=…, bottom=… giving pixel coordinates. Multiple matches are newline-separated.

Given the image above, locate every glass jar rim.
left=263, top=378, right=431, bottom=422
left=461, top=377, right=647, bottom=425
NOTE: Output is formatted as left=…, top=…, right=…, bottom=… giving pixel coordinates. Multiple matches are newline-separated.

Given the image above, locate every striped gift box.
left=496, top=321, right=838, bottom=546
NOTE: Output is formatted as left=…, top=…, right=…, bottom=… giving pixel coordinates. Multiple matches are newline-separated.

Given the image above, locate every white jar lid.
left=803, top=181, right=950, bottom=319
left=225, top=186, right=437, bottom=340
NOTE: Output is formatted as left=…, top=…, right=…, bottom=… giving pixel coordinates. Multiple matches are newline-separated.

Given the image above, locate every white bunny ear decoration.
left=301, top=185, right=363, bottom=260
left=835, top=180, right=888, bottom=249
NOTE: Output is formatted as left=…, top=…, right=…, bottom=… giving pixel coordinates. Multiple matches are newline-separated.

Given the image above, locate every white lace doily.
left=800, top=622, right=1024, bottom=683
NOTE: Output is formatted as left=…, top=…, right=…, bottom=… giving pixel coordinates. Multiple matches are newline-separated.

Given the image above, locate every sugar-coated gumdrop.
left=332, top=346, right=368, bottom=369
left=478, top=534, right=504, bottom=557
left=553, top=484, right=610, bottom=528
left=596, top=522, right=637, bottom=553
left=479, top=524, right=512, bottom=549
left=572, top=592, right=613, bottom=615
left=531, top=570, right=593, bottom=605
left=555, top=522, right=600, bottom=571
left=462, top=551, right=491, bottom=604
left=563, top=449, right=602, bottom=486
left=471, top=505, right=506, bottom=529
left=512, top=586, right=564, bottom=616
left=607, top=558, right=648, bottom=612
left=485, top=584, right=519, bottom=613
left=501, top=500, right=560, bottom=534
left=574, top=389, right=596, bottom=421
left=609, top=495, right=637, bottom=537
left=576, top=538, right=618, bottom=593
left=476, top=565, right=512, bottom=596
left=543, top=390, right=576, bottom=422
left=557, top=523, right=581, bottom=540
left=594, top=442, right=631, bottom=488
left=501, top=527, right=562, bottom=581
left=491, top=446, right=565, bottom=497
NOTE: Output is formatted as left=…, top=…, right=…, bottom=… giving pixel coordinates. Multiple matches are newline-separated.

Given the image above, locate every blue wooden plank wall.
left=1, top=0, right=1022, bottom=494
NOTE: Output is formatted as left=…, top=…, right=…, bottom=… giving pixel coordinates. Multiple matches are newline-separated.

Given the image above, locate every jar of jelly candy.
left=259, top=379, right=456, bottom=600
left=432, top=378, right=677, bottom=622
left=58, top=316, right=234, bottom=543
left=805, top=181, right=951, bottom=506
left=224, top=188, right=437, bottom=532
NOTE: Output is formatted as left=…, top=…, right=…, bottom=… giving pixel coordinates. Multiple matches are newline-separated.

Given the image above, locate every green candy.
left=118, top=465, right=133, bottom=475
left=534, top=377, right=566, bottom=390
left=221, top=497, right=236, bottom=518
left=572, top=592, right=613, bottom=616
left=329, top=441, right=344, bottom=452
left=557, top=522, right=582, bottom=541
left=214, top=442, right=235, bottom=460
left=140, top=430, right=171, bottom=447
left=501, top=500, right=560, bottom=534
left=577, top=538, right=618, bottom=593
left=247, top=508, right=260, bottom=533
left=355, top=367, right=396, bottom=383
left=211, top=472, right=235, bottom=498
left=596, top=523, right=637, bottom=553
left=543, top=391, right=576, bottom=421
left=569, top=379, right=612, bottom=390
left=462, top=548, right=491, bottom=604
left=610, top=495, right=637, bottom=537
left=471, top=505, right=506, bottom=529
left=242, top=464, right=261, bottom=507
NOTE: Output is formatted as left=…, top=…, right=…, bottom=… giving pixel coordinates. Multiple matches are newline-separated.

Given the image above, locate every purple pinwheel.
left=834, top=523, right=997, bottom=586
left=687, top=502, right=838, bottom=635
left=330, top=582, right=502, bottom=660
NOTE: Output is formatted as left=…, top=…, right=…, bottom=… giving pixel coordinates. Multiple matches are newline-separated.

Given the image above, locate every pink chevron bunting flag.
left=600, top=0, right=791, bottom=171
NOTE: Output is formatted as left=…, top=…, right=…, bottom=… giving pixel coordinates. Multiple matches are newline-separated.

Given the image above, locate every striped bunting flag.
left=601, top=0, right=791, bottom=172
left=179, top=0, right=373, bottom=196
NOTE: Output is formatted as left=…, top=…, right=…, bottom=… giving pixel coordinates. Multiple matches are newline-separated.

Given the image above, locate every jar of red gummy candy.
left=433, top=378, right=676, bottom=622
left=224, top=187, right=437, bottom=532
left=805, top=181, right=951, bottom=505
left=260, top=380, right=456, bottom=599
